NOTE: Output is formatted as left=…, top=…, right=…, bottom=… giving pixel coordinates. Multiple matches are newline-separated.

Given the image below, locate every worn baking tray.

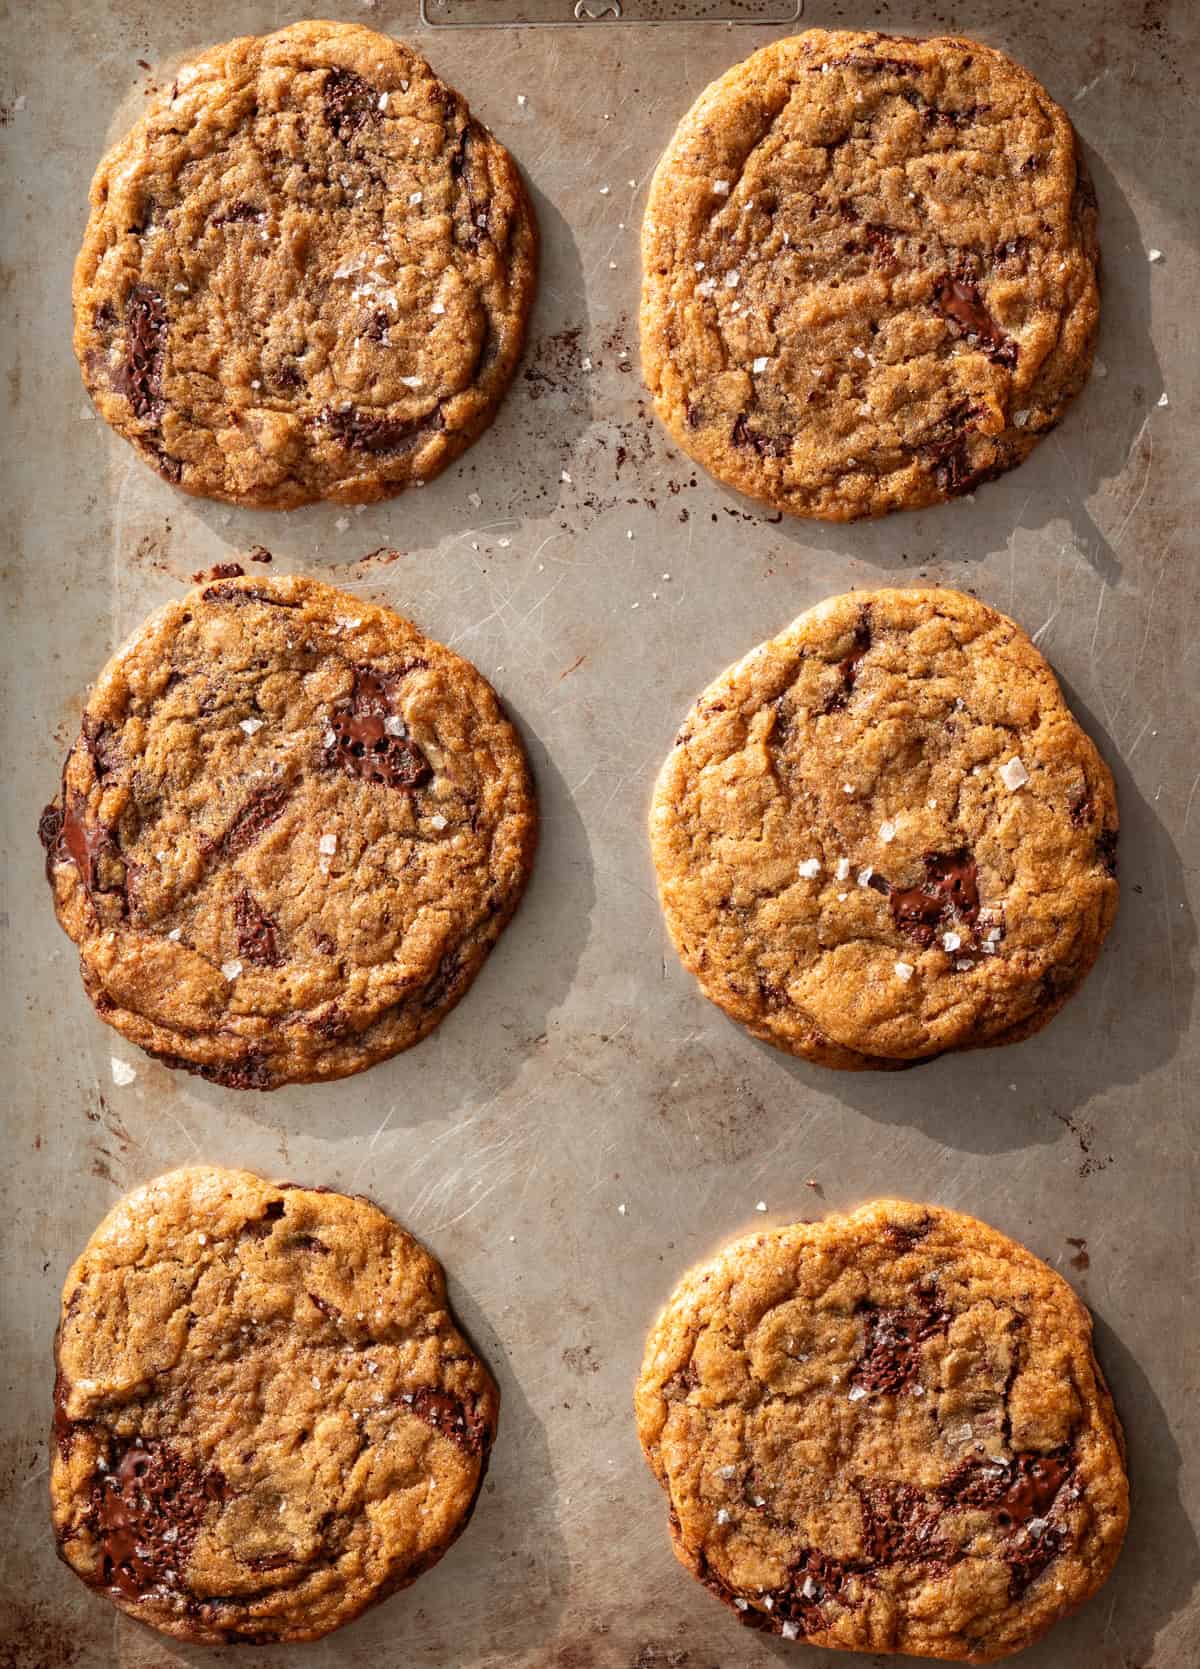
left=2, top=1, right=1197, bottom=1665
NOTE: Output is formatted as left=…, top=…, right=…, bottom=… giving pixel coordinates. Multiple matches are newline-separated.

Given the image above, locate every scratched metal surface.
left=1, top=1, right=1197, bottom=1665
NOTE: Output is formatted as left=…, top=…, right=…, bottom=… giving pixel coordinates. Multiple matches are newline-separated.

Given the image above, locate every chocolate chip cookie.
left=51, top=1166, right=499, bottom=1644
left=641, top=31, right=1098, bottom=520
left=636, top=1199, right=1128, bottom=1661
left=40, top=573, right=536, bottom=1088
left=73, top=20, right=537, bottom=506
left=651, top=588, right=1117, bottom=1068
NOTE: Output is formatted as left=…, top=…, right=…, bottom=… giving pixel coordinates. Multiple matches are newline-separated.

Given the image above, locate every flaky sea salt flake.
left=111, top=1058, right=137, bottom=1087
left=999, top=756, right=1029, bottom=791
left=894, top=961, right=915, bottom=982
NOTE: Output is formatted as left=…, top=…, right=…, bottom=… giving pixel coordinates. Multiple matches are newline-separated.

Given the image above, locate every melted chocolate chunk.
left=38, top=803, right=64, bottom=855
left=814, top=53, right=920, bottom=77
left=325, top=669, right=431, bottom=791
left=933, top=275, right=1018, bottom=368
left=1097, top=828, right=1118, bottom=876
left=417, top=949, right=464, bottom=1013
left=859, top=1481, right=946, bottom=1565
left=323, top=68, right=381, bottom=141
left=221, top=784, right=290, bottom=856
left=147, top=1048, right=273, bottom=1092
left=1005, top=1523, right=1065, bottom=1596
left=881, top=1217, right=931, bottom=1252
left=851, top=1287, right=951, bottom=1395
left=145, top=440, right=183, bottom=483
left=292, top=1234, right=330, bottom=1255
left=81, top=714, right=122, bottom=779
left=193, top=561, right=245, bottom=582
left=765, top=1547, right=858, bottom=1636
left=321, top=404, right=442, bottom=456
left=822, top=611, right=873, bottom=713
left=365, top=309, right=391, bottom=343
left=942, top=1452, right=1069, bottom=1527
left=117, top=285, right=169, bottom=420
left=234, top=889, right=283, bottom=967
left=92, top=1439, right=224, bottom=1600
left=888, top=849, right=980, bottom=946
left=864, top=223, right=899, bottom=270
left=731, top=413, right=790, bottom=458
left=406, top=1387, right=489, bottom=1455
left=307, top=1291, right=341, bottom=1322
left=448, top=119, right=491, bottom=251
left=240, top=1198, right=285, bottom=1239
left=53, top=1367, right=77, bottom=1459
left=211, top=202, right=263, bottom=226
left=44, top=792, right=127, bottom=906
left=202, top=583, right=300, bottom=608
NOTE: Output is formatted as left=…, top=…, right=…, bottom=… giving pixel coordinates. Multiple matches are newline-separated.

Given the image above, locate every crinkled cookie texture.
left=641, top=30, right=1099, bottom=520
left=73, top=20, right=537, bottom=506
left=51, top=1167, right=499, bottom=1645
left=651, top=588, right=1117, bottom=1068
left=636, top=1200, right=1128, bottom=1662
left=40, top=573, right=536, bottom=1088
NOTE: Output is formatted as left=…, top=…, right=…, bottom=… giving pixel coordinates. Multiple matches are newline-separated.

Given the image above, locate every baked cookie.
left=651, top=588, right=1117, bottom=1068
left=39, top=573, right=536, bottom=1088
left=636, top=1199, right=1128, bottom=1662
left=73, top=20, right=537, bottom=507
left=641, top=31, right=1098, bottom=520
left=52, top=1166, right=499, bottom=1644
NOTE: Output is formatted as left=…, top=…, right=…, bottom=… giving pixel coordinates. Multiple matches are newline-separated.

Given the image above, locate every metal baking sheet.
left=2, top=2, right=1197, bottom=1665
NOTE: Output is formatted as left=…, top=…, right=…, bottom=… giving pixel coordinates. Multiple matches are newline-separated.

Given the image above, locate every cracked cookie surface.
left=650, top=588, right=1117, bottom=1068
left=73, top=20, right=537, bottom=506
left=40, top=573, right=536, bottom=1088
left=641, top=30, right=1098, bottom=520
left=51, top=1167, right=498, bottom=1644
left=635, top=1200, right=1128, bottom=1662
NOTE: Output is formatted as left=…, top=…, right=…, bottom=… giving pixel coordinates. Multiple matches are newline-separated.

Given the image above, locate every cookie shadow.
left=766, top=683, right=1194, bottom=1157
left=144, top=721, right=596, bottom=1144
left=115, top=187, right=595, bottom=586
left=700, top=145, right=1160, bottom=590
